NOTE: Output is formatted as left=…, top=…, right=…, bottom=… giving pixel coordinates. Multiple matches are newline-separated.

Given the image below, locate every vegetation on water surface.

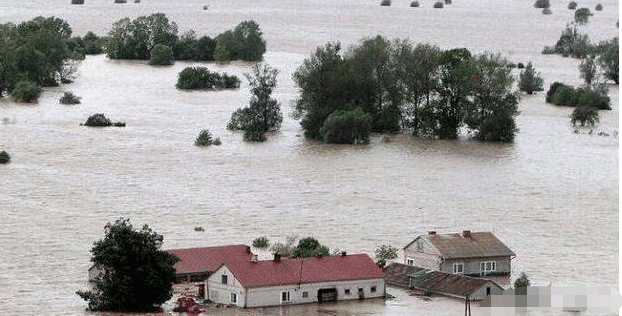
left=380, top=0, right=391, bottom=6
left=194, top=129, right=217, bottom=146
left=293, top=36, right=520, bottom=143
left=83, top=113, right=126, bottom=127
left=10, top=81, right=42, bottom=103
left=594, top=3, right=602, bottom=11
left=252, top=236, right=270, bottom=249
left=71, top=0, right=84, bottom=4
left=176, top=67, right=240, bottom=90
left=568, top=1, right=577, bottom=10
left=59, top=91, right=81, bottom=104
left=571, top=105, right=599, bottom=126
left=0, top=151, right=10, bottom=164
left=269, top=236, right=331, bottom=258
left=514, top=272, right=530, bottom=288
left=534, top=0, right=550, bottom=9
left=433, top=2, right=443, bottom=8
left=228, top=63, right=282, bottom=142
left=574, top=8, right=592, bottom=25
left=546, top=81, right=610, bottom=110
left=542, top=23, right=591, bottom=58
left=542, top=8, right=552, bottom=15
left=578, top=56, right=597, bottom=85
left=518, top=62, right=544, bottom=94
left=410, top=1, right=419, bottom=7
left=76, top=218, right=179, bottom=312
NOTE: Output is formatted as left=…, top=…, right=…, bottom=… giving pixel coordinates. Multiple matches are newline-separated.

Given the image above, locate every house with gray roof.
left=403, top=231, right=515, bottom=276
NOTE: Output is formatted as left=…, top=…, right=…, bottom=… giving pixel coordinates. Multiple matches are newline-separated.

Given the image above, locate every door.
left=317, top=288, right=337, bottom=302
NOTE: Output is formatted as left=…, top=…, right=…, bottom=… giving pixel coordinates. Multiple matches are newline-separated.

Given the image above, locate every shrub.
left=518, top=62, right=544, bottom=94
left=134, top=0, right=140, bottom=2
left=410, top=1, right=419, bottom=7
left=433, top=1, right=444, bottom=8
left=545, top=82, right=565, bottom=103
left=212, top=137, right=221, bottom=145
left=578, top=56, right=597, bottom=85
left=595, top=4, right=602, bottom=11
left=114, top=0, right=126, bottom=3
left=517, top=62, right=525, bottom=69
left=252, top=237, right=270, bottom=249
left=595, top=37, right=619, bottom=84
left=243, top=127, right=267, bottom=142
left=571, top=105, right=599, bottom=126
left=444, top=0, right=451, bottom=4
left=203, top=5, right=209, bottom=10
left=568, top=1, right=577, bottom=9
left=148, top=44, right=174, bottom=66
left=547, top=23, right=592, bottom=58
left=194, top=129, right=213, bottom=146
left=552, top=84, right=577, bottom=106
left=547, top=83, right=610, bottom=109
left=514, top=272, right=530, bottom=288
left=0, top=151, right=10, bottom=164
left=542, top=8, right=552, bottom=14
left=71, top=0, right=84, bottom=4
left=84, top=113, right=112, bottom=127
left=534, top=0, right=550, bottom=8
left=59, top=92, right=81, bottom=104
left=194, top=227, right=204, bottom=232
left=574, top=8, right=592, bottom=24
left=380, top=0, right=391, bottom=6
left=10, top=81, right=42, bottom=103
left=83, top=32, right=104, bottom=55
left=320, top=108, right=372, bottom=144
left=176, top=67, right=240, bottom=90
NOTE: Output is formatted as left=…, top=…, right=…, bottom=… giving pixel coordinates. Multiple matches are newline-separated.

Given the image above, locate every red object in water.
left=173, top=297, right=202, bottom=314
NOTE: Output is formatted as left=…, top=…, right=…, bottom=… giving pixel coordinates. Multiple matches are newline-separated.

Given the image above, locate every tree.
left=513, top=272, right=530, bottom=288
left=571, top=105, right=599, bottom=126
left=149, top=44, right=174, bottom=65
left=568, top=1, right=577, bottom=9
left=252, top=237, right=269, bottom=249
left=227, top=63, right=282, bottom=141
left=106, top=13, right=178, bottom=60
left=84, top=113, right=112, bottom=127
left=375, top=245, right=398, bottom=269
left=194, top=129, right=213, bottom=146
left=596, top=37, right=618, bottom=84
left=518, top=62, right=544, bottom=94
left=574, top=8, right=592, bottom=25
left=319, top=108, right=372, bottom=144
left=76, top=218, right=179, bottom=312
left=232, top=20, right=266, bottom=61
left=175, top=67, right=240, bottom=90
left=578, top=56, right=597, bottom=85
left=10, top=80, right=42, bottom=102
left=0, top=150, right=10, bottom=164
left=292, top=237, right=330, bottom=258
left=534, top=0, right=550, bottom=8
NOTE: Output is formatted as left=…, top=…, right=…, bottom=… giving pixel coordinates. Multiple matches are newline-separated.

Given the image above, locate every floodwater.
left=0, top=0, right=618, bottom=315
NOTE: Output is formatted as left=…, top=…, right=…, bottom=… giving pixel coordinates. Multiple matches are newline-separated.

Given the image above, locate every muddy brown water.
left=0, top=0, right=618, bottom=315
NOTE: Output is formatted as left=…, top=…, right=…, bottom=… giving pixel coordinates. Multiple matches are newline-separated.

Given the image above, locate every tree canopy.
left=293, top=37, right=520, bottom=143
left=76, top=218, right=179, bottom=312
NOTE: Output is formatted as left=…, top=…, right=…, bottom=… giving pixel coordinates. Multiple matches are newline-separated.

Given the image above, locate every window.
left=281, top=291, right=290, bottom=303
left=480, top=261, right=496, bottom=275
left=453, top=262, right=464, bottom=274
left=407, top=258, right=414, bottom=266
left=221, top=275, right=228, bottom=284
left=486, top=287, right=491, bottom=296
left=302, top=291, right=308, bottom=298
left=345, top=289, right=350, bottom=295
left=230, top=293, right=237, bottom=305
left=371, top=286, right=377, bottom=293
left=416, top=240, right=424, bottom=251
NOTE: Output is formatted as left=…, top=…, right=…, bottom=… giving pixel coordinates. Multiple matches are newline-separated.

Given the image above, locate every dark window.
left=221, top=275, right=228, bottom=284
left=358, top=288, right=364, bottom=293
left=230, top=293, right=237, bottom=304
left=371, top=286, right=377, bottom=293
left=345, top=289, right=350, bottom=295
left=302, top=291, right=308, bottom=298
left=486, top=287, right=491, bottom=295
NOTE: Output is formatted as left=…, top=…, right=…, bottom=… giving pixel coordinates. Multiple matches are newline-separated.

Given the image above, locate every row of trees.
left=106, top=13, right=266, bottom=63
left=293, top=36, right=520, bottom=143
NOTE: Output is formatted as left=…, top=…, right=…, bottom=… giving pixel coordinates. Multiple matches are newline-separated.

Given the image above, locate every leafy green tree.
left=574, top=8, right=592, bottom=25
left=571, top=105, right=599, bottom=126
left=375, top=245, right=398, bottom=269
left=320, top=108, right=372, bottom=144
left=59, top=91, right=81, bottom=104
left=194, top=129, right=213, bottom=146
left=106, top=13, right=178, bottom=60
left=292, top=237, right=331, bottom=258
left=518, top=62, right=544, bottom=94
left=148, top=44, right=174, bottom=65
left=568, top=1, right=577, bottom=9
left=545, top=23, right=592, bottom=58
left=175, top=67, right=240, bottom=90
left=252, top=237, right=269, bottom=249
left=172, top=30, right=197, bottom=61
left=534, top=0, right=550, bottom=8
left=194, top=36, right=216, bottom=61
left=84, top=113, right=112, bottom=127
left=232, top=20, right=266, bottom=61
left=76, top=218, right=179, bottom=312
left=513, top=272, right=530, bottom=288
left=595, top=37, right=618, bottom=84
left=578, top=56, right=597, bottom=85
left=10, top=80, right=42, bottom=102
left=82, top=31, right=103, bottom=55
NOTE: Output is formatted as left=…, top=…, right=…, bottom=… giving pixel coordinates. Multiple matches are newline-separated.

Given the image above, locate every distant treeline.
left=293, top=36, right=520, bottom=143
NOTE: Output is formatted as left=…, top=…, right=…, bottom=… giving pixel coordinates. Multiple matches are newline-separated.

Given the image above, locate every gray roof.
left=423, top=232, right=515, bottom=259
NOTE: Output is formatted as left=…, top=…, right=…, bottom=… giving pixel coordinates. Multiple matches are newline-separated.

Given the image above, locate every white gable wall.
left=207, top=265, right=246, bottom=306
left=404, top=237, right=441, bottom=270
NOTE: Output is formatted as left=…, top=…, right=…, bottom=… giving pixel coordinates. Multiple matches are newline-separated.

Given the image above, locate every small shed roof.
left=407, top=232, right=515, bottom=259
left=166, top=244, right=253, bottom=275
left=220, top=254, right=383, bottom=288
left=408, top=269, right=503, bottom=297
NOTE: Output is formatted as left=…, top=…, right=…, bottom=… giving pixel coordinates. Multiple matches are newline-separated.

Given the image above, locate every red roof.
left=166, top=245, right=253, bottom=275
left=222, top=254, right=383, bottom=288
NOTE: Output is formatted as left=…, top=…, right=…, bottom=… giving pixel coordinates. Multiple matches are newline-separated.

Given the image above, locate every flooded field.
left=0, top=0, right=618, bottom=315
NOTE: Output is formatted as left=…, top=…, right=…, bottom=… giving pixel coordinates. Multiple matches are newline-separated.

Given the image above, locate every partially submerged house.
left=206, top=253, right=385, bottom=308
left=384, top=263, right=504, bottom=301
left=403, top=231, right=515, bottom=276
left=167, top=244, right=254, bottom=282
left=88, top=244, right=254, bottom=283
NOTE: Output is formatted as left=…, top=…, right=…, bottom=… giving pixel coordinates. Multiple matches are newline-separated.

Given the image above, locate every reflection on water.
left=0, top=0, right=618, bottom=315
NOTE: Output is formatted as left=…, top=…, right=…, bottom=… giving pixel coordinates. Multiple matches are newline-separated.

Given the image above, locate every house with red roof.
left=403, top=231, right=516, bottom=276
left=205, top=252, right=385, bottom=308
left=166, top=244, right=254, bottom=282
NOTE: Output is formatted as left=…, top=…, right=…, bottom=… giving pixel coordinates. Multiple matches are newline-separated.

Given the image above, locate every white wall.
left=404, top=237, right=441, bottom=270
left=206, top=265, right=246, bottom=306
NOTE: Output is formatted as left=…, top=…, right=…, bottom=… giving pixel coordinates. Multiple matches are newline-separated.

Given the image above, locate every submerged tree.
left=579, top=56, right=598, bottom=85
left=76, top=218, right=179, bottom=312
left=571, top=105, right=599, bottom=126
left=518, top=62, right=544, bottom=94
left=513, top=272, right=531, bottom=288
left=375, top=245, right=398, bottom=269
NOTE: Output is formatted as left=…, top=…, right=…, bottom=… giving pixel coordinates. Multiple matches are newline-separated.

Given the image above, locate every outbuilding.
left=206, top=253, right=385, bottom=308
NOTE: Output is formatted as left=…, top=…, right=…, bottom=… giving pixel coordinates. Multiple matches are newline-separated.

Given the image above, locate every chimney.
left=251, top=254, right=258, bottom=263
left=341, top=251, right=347, bottom=257
left=273, top=253, right=281, bottom=262
left=462, top=230, right=471, bottom=238
left=246, top=245, right=251, bottom=254
left=428, top=231, right=436, bottom=236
